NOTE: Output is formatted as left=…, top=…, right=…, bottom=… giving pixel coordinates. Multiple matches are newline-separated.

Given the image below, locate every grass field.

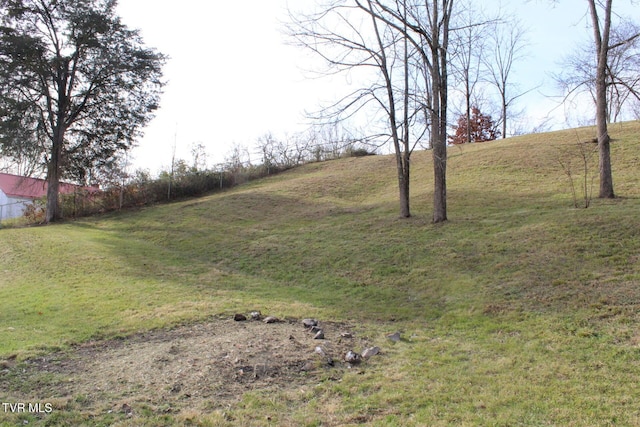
left=1, top=122, right=640, bottom=426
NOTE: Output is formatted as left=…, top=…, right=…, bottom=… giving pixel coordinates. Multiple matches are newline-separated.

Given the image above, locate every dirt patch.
left=1, top=317, right=374, bottom=416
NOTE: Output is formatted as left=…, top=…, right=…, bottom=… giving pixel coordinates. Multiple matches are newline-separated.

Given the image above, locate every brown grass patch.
left=1, top=317, right=375, bottom=419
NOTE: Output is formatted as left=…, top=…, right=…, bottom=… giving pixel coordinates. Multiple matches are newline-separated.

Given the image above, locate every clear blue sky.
left=116, top=0, right=639, bottom=173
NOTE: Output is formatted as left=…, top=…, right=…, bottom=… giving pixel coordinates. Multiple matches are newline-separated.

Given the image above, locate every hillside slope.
left=2, top=121, right=639, bottom=351
left=1, top=122, right=639, bottom=425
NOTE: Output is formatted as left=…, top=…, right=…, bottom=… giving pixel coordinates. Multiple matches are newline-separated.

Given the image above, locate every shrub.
left=23, top=198, right=46, bottom=223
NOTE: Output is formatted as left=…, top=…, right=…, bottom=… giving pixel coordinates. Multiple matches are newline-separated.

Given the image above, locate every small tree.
left=448, top=106, right=500, bottom=144
left=556, top=140, right=598, bottom=209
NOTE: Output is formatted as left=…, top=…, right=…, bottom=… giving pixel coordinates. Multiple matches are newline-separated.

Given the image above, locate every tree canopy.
left=0, top=0, right=166, bottom=222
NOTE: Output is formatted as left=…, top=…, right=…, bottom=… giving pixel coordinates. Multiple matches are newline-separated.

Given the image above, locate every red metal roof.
left=0, top=172, right=96, bottom=199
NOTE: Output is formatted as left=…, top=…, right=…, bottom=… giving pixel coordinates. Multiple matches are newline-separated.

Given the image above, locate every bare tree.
left=290, top=0, right=459, bottom=222
left=225, top=143, right=251, bottom=185
left=257, top=133, right=278, bottom=174
left=366, top=0, right=414, bottom=217
left=307, top=123, right=362, bottom=161
left=288, top=0, right=419, bottom=218
left=587, top=0, right=634, bottom=199
left=556, top=18, right=640, bottom=124
left=482, top=15, right=530, bottom=139
left=191, top=143, right=208, bottom=172
left=426, top=0, right=454, bottom=223
left=357, top=0, right=455, bottom=223
left=606, top=21, right=640, bottom=121
left=449, top=3, right=488, bottom=144
left=556, top=138, right=598, bottom=209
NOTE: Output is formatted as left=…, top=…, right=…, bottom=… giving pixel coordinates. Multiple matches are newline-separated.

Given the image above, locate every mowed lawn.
left=1, top=122, right=640, bottom=425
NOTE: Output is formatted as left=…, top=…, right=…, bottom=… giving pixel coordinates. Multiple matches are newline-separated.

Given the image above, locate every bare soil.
left=0, top=316, right=374, bottom=418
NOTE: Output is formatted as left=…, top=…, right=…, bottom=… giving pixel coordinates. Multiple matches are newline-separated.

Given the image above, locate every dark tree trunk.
left=589, top=0, right=615, bottom=199
left=501, top=91, right=508, bottom=139
left=432, top=79, right=447, bottom=224
left=45, top=132, right=63, bottom=223
left=399, top=1, right=411, bottom=218
left=431, top=1, right=450, bottom=224
left=466, top=92, right=472, bottom=143
left=397, top=154, right=410, bottom=218
left=432, top=133, right=447, bottom=223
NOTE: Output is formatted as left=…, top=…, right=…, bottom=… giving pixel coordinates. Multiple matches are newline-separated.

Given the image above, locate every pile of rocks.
left=300, top=318, right=382, bottom=366
left=233, top=311, right=385, bottom=370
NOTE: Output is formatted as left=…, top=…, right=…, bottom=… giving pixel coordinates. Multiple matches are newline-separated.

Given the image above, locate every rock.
left=302, top=318, right=318, bottom=328
left=233, top=313, right=247, bottom=321
left=314, top=346, right=333, bottom=366
left=121, top=403, right=133, bottom=415
left=386, top=331, right=401, bottom=342
left=250, top=311, right=262, bottom=320
left=361, top=346, right=381, bottom=359
left=345, top=350, right=362, bottom=364
left=313, top=330, right=325, bottom=340
left=263, top=316, right=279, bottom=324
left=300, top=361, right=315, bottom=372
left=310, top=325, right=322, bottom=333
left=340, top=332, right=353, bottom=338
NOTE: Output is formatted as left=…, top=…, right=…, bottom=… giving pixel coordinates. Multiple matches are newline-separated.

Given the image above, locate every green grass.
left=1, top=122, right=640, bottom=425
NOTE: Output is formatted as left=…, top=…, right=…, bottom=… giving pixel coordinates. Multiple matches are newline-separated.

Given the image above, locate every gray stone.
left=313, top=330, right=325, bottom=340
left=386, top=332, right=401, bottom=342
left=361, top=346, right=381, bottom=359
left=344, top=350, right=362, bottom=364
left=233, top=313, right=247, bottom=321
left=302, top=319, right=318, bottom=328
left=263, top=316, right=279, bottom=324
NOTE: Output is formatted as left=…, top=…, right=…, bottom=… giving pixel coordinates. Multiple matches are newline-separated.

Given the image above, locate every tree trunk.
left=431, top=58, right=448, bottom=223
left=368, top=0, right=411, bottom=218
left=432, top=131, right=447, bottom=223
left=466, top=92, right=472, bottom=143
left=596, top=51, right=614, bottom=198
left=431, top=0, right=450, bottom=224
left=501, top=91, right=508, bottom=139
left=399, top=1, right=411, bottom=219
left=589, top=0, right=615, bottom=199
left=46, top=52, right=69, bottom=223
left=45, top=132, right=63, bottom=223
left=397, top=159, right=411, bottom=218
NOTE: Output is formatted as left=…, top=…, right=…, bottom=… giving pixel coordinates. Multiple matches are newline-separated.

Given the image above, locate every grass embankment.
left=1, top=121, right=640, bottom=425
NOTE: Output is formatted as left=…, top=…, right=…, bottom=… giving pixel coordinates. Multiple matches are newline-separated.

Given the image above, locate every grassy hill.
left=1, top=121, right=640, bottom=425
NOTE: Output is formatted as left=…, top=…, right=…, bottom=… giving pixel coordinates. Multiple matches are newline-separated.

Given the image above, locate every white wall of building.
left=0, top=190, right=31, bottom=221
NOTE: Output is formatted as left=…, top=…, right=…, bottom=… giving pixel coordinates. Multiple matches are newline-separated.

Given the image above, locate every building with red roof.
left=0, top=172, right=98, bottom=221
